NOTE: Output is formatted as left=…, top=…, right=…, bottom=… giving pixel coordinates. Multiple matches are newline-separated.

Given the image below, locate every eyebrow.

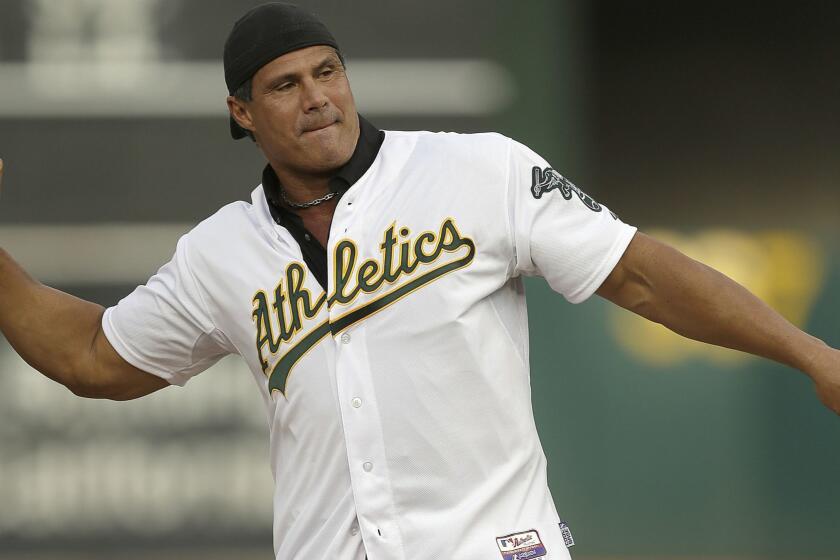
left=264, top=55, right=342, bottom=91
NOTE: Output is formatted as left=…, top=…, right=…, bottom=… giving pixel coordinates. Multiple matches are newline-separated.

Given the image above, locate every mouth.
left=302, top=121, right=337, bottom=134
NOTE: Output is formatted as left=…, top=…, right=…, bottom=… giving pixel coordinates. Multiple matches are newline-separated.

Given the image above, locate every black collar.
left=262, top=115, right=385, bottom=218
left=260, top=115, right=384, bottom=292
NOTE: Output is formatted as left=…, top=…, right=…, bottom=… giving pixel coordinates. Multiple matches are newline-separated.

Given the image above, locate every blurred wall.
left=1, top=1, right=838, bottom=559
left=529, top=2, right=840, bottom=558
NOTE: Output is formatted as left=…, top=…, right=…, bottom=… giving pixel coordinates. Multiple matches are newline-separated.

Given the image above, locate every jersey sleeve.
left=101, top=234, right=231, bottom=386
left=505, top=137, right=637, bottom=304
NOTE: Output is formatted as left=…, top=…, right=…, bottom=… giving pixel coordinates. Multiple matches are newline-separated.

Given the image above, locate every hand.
left=808, top=345, right=840, bottom=416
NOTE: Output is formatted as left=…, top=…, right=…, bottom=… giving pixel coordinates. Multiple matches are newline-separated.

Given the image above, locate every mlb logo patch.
left=496, top=529, right=547, bottom=560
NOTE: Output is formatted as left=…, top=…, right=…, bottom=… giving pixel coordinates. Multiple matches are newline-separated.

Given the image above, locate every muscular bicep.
left=595, top=230, right=717, bottom=326
left=595, top=231, right=660, bottom=314
left=87, top=321, right=170, bottom=400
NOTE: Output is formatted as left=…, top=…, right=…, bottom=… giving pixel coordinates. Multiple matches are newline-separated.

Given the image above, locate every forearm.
left=617, top=235, right=828, bottom=374
left=0, top=248, right=104, bottom=391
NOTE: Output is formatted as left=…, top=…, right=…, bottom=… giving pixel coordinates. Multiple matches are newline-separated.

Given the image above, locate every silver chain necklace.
left=279, top=186, right=338, bottom=209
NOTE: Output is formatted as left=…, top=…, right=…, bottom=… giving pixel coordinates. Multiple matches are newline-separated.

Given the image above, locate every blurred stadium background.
left=0, top=1, right=838, bottom=559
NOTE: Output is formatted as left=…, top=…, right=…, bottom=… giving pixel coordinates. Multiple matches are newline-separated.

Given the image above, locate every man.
left=1, top=3, right=838, bottom=559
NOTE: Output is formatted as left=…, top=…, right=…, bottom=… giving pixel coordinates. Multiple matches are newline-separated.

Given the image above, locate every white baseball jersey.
left=103, top=123, right=637, bottom=560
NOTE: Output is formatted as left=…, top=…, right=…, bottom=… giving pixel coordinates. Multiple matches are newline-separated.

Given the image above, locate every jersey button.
left=351, top=397, right=362, bottom=408
left=350, top=525, right=359, bottom=536
left=340, top=332, right=351, bottom=344
left=362, top=461, right=373, bottom=472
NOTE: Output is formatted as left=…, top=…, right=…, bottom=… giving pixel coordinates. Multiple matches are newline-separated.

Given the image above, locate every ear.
left=226, top=96, right=256, bottom=134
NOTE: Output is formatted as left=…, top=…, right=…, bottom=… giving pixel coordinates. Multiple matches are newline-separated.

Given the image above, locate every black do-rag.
left=223, top=2, right=340, bottom=140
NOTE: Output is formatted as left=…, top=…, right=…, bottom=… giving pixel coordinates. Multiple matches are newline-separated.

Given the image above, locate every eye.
left=271, top=80, right=297, bottom=93
left=320, top=68, right=335, bottom=78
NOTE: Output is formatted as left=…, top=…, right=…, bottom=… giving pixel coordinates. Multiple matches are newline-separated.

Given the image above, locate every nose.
left=300, top=78, right=329, bottom=113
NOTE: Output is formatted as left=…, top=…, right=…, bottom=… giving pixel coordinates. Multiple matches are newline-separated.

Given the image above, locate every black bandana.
left=223, top=2, right=340, bottom=140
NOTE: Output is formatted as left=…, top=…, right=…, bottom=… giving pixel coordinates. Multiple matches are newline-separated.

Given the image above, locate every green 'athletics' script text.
left=251, top=217, right=476, bottom=395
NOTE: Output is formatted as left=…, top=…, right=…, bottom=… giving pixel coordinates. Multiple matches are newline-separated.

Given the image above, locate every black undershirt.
left=261, top=115, right=385, bottom=291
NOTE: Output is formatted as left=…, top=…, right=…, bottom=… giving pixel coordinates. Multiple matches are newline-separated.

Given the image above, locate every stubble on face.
left=249, top=46, right=360, bottom=181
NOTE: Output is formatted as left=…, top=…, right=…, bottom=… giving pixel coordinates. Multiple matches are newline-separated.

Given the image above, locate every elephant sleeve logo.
left=530, top=166, right=617, bottom=219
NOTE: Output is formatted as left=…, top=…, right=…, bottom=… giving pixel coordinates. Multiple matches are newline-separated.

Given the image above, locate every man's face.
left=229, top=45, right=359, bottom=177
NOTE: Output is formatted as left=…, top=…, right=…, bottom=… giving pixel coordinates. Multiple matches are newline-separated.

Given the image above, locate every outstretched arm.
left=0, top=160, right=169, bottom=400
left=596, top=231, right=840, bottom=414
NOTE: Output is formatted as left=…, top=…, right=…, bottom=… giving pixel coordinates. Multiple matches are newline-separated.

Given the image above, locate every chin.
left=317, top=148, right=353, bottom=172
left=306, top=133, right=355, bottom=169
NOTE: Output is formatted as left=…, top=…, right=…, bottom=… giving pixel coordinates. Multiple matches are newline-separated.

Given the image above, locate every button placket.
left=324, top=186, right=405, bottom=555
left=331, top=326, right=403, bottom=557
